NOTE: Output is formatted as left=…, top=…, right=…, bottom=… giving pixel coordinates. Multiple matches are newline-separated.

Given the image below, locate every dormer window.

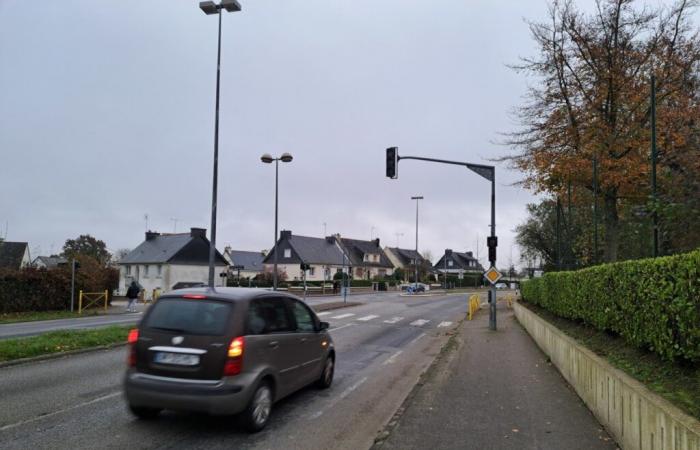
left=448, top=260, right=454, bottom=267
left=284, top=249, right=291, bottom=258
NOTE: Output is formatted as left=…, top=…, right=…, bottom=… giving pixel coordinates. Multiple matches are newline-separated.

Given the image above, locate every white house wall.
left=120, top=264, right=226, bottom=297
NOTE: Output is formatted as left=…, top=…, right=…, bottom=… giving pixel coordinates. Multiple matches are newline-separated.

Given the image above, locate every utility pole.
left=556, top=196, right=562, bottom=270
left=651, top=74, right=659, bottom=258
left=593, top=156, right=599, bottom=264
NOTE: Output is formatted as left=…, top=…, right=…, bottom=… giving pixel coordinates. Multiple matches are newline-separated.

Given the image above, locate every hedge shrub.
left=521, top=249, right=700, bottom=362
left=0, top=264, right=119, bottom=314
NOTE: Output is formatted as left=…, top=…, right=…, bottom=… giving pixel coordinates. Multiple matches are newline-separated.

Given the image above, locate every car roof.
left=160, top=286, right=301, bottom=303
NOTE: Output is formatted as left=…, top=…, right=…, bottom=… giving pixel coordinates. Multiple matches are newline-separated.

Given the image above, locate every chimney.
left=190, top=227, right=206, bottom=238
left=466, top=251, right=473, bottom=257
left=145, top=231, right=160, bottom=241
left=280, top=230, right=292, bottom=240
left=373, top=238, right=380, bottom=247
left=326, top=236, right=335, bottom=244
left=445, top=249, right=453, bottom=256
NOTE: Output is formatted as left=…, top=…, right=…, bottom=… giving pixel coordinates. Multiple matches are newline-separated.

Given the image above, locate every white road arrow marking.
left=437, top=321, right=453, bottom=328
left=316, top=312, right=331, bottom=317
left=410, top=319, right=430, bottom=327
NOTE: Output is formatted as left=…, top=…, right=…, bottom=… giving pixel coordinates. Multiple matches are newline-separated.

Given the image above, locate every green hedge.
left=0, top=266, right=119, bottom=314
left=521, top=249, right=700, bottom=362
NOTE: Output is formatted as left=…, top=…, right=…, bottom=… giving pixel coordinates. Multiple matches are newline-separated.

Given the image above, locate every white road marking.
left=437, top=321, right=453, bottom=328
left=329, top=323, right=355, bottom=332
left=316, top=312, right=331, bottom=317
left=383, top=317, right=404, bottom=324
left=381, top=350, right=403, bottom=366
left=330, top=313, right=355, bottom=319
left=409, top=332, right=426, bottom=346
left=409, top=319, right=430, bottom=327
left=308, top=376, right=368, bottom=419
left=0, top=391, right=121, bottom=432
left=356, top=315, right=379, bottom=321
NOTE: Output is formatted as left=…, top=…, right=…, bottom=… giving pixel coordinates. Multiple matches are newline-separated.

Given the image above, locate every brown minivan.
left=124, top=287, right=335, bottom=432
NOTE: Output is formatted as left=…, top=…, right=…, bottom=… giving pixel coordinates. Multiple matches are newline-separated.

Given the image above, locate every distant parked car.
left=495, top=283, right=507, bottom=289
left=170, top=281, right=206, bottom=290
left=124, top=287, right=335, bottom=432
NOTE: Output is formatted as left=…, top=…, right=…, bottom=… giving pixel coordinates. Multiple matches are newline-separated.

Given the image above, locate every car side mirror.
left=318, top=321, right=330, bottom=331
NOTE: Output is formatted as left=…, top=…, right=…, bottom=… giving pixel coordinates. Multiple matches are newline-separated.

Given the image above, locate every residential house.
left=224, top=248, right=265, bottom=279
left=0, top=241, right=31, bottom=269
left=384, top=247, right=426, bottom=270
left=119, top=228, right=228, bottom=295
left=263, top=230, right=347, bottom=282
left=33, top=256, right=68, bottom=269
left=433, top=249, right=484, bottom=275
left=337, top=237, right=394, bottom=280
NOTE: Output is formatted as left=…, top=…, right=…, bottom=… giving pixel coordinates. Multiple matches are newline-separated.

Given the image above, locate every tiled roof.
left=0, top=242, right=28, bottom=269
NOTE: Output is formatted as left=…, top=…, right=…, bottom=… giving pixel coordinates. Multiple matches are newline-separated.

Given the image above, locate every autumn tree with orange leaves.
left=505, top=0, right=700, bottom=264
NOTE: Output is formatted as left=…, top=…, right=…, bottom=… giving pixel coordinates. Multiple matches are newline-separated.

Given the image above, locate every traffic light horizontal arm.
left=398, top=156, right=494, bottom=181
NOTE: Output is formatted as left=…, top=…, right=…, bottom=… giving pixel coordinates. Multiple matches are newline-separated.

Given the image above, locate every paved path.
left=376, top=301, right=618, bottom=450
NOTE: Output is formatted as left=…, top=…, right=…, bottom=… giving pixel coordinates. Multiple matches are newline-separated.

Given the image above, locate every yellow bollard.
left=104, top=289, right=108, bottom=311
left=78, top=290, right=83, bottom=314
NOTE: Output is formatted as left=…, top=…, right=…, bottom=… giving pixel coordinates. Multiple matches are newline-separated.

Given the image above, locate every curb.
left=0, top=342, right=128, bottom=369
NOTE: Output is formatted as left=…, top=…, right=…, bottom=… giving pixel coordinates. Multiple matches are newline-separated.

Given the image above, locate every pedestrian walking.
left=126, top=281, right=140, bottom=313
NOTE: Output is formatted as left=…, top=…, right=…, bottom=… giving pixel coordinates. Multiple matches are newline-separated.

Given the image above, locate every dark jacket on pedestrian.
left=126, top=282, right=140, bottom=299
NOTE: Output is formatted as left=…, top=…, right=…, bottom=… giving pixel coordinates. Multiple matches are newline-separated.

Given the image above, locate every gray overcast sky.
left=1, top=0, right=553, bottom=269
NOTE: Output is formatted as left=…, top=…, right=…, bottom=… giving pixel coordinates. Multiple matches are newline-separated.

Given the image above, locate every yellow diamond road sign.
left=484, top=267, right=502, bottom=285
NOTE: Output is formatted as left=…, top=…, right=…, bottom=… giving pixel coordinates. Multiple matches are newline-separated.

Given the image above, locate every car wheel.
left=316, top=356, right=334, bottom=389
left=129, top=405, right=162, bottom=420
left=241, top=382, right=273, bottom=433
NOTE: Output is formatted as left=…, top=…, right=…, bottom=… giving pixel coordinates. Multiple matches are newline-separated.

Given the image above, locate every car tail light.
left=127, top=328, right=139, bottom=367
left=223, top=336, right=244, bottom=376
left=183, top=295, right=207, bottom=299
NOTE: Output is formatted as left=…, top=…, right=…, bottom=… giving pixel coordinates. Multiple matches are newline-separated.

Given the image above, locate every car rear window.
left=144, top=298, right=232, bottom=336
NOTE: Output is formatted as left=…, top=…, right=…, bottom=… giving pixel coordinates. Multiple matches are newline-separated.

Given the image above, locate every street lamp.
left=261, top=152, right=293, bottom=290
left=200, top=0, right=242, bottom=288
left=411, top=196, right=423, bottom=291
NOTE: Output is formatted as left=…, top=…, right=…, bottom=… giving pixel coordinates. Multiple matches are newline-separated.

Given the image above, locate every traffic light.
left=487, top=236, right=498, bottom=264
left=386, top=147, right=398, bottom=179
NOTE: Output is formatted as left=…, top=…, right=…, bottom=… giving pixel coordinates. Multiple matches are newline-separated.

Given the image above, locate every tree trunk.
left=604, top=190, right=619, bottom=262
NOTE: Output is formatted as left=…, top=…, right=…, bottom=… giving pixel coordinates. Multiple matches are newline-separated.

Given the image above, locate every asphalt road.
left=0, top=291, right=476, bottom=450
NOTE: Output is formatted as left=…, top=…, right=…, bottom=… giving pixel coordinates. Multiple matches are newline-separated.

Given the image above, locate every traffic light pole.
left=388, top=152, right=498, bottom=330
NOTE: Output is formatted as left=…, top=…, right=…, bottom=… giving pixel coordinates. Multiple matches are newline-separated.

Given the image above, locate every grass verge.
left=521, top=301, right=700, bottom=420
left=0, top=309, right=103, bottom=324
left=0, top=325, right=131, bottom=362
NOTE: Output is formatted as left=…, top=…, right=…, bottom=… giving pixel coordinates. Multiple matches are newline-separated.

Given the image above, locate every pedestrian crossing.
left=317, top=311, right=451, bottom=329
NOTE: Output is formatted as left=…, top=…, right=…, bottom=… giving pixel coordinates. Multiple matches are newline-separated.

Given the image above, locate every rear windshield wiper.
left=149, top=326, right=187, bottom=333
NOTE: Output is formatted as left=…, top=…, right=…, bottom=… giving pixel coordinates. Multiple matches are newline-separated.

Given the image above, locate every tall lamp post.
left=411, top=196, right=423, bottom=291
left=261, top=152, right=293, bottom=290
left=199, top=0, right=242, bottom=288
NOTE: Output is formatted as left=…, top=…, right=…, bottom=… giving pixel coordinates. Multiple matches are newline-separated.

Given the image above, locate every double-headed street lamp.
left=199, top=0, right=242, bottom=288
left=261, top=152, right=293, bottom=290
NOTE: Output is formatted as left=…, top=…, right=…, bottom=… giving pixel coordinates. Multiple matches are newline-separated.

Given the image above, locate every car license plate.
left=154, top=352, right=199, bottom=366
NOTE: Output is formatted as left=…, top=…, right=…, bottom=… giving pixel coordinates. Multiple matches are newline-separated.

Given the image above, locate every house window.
left=125, top=265, right=131, bottom=275
left=309, top=267, right=315, bottom=276
left=135, top=265, right=140, bottom=280
left=448, top=260, right=454, bottom=267
left=284, top=248, right=291, bottom=258
left=144, top=265, right=149, bottom=278
left=157, top=265, right=162, bottom=278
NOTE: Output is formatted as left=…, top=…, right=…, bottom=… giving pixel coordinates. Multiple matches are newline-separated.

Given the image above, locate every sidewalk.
left=375, top=302, right=618, bottom=450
